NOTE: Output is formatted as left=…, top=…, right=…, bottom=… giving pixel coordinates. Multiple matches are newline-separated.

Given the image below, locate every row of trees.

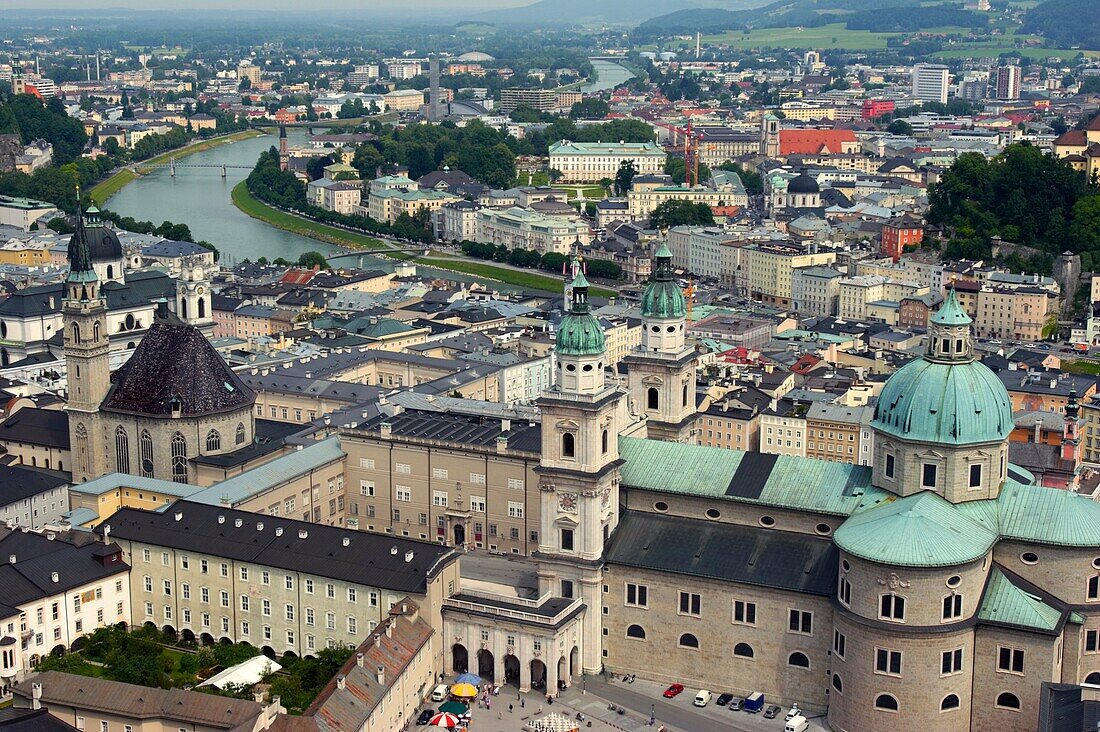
left=245, top=147, right=431, bottom=243
left=458, top=240, right=623, bottom=280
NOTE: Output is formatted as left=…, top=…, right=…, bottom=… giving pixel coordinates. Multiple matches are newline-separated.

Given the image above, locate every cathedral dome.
left=872, top=290, right=1012, bottom=445
left=69, top=207, right=122, bottom=262
left=640, top=243, right=686, bottom=320
left=786, top=171, right=819, bottom=195
left=556, top=271, right=606, bottom=356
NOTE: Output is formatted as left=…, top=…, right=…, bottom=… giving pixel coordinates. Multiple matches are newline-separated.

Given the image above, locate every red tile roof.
left=778, top=129, right=857, bottom=156
left=1054, top=130, right=1088, bottom=147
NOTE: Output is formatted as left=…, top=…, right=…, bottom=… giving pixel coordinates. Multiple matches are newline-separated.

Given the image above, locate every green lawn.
left=1060, top=359, right=1100, bottom=376
left=682, top=23, right=902, bottom=50
left=230, top=182, right=389, bottom=252
left=90, top=129, right=262, bottom=205
left=418, top=257, right=616, bottom=297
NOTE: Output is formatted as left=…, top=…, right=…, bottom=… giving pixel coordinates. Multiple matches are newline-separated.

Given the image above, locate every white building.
left=791, top=265, right=843, bottom=316
left=912, top=63, right=950, bottom=105
left=0, top=464, right=69, bottom=530
left=475, top=207, right=592, bottom=255
left=548, top=140, right=664, bottom=183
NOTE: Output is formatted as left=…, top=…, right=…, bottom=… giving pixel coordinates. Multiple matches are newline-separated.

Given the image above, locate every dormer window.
left=170, top=395, right=182, bottom=418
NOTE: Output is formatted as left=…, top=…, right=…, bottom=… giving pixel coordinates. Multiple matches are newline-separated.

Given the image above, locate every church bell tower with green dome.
left=624, top=242, right=698, bottom=442
left=870, top=287, right=1014, bottom=503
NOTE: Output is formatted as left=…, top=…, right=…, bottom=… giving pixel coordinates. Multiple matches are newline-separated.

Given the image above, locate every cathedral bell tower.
left=624, top=242, right=698, bottom=442
left=65, top=205, right=111, bottom=482
left=536, top=271, right=625, bottom=676
left=175, top=256, right=214, bottom=336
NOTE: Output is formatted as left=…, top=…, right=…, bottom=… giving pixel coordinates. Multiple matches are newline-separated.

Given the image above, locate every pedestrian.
left=521, top=698, right=525, bottom=709
left=498, top=711, right=502, bottom=720
left=537, top=705, right=542, bottom=714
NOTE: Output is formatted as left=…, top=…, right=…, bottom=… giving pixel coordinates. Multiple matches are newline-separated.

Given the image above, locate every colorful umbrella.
left=455, top=672, right=483, bottom=685
left=438, top=700, right=469, bottom=715
left=429, top=712, right=461, bottom=727
left=449, top=682, right=478, bottom=698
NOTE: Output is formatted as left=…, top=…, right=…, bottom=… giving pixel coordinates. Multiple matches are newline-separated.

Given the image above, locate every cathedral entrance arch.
left=504, top=654, right=520, bottom=687
left=477, top=649, right=494, bottom=681
left=452, top=644, right=469, bottom=674
left=453, top=522, right=465, bottom=548
left=530, top=659, right=547, bottom=690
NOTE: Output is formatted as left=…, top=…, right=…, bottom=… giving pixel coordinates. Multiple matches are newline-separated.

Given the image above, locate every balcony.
left=443, top=587, right=584, bottom=627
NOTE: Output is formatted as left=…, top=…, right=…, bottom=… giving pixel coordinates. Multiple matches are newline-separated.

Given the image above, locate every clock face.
left=196, top=286, right=205, bottom=295
left=559, top=492, right=577, bottom=512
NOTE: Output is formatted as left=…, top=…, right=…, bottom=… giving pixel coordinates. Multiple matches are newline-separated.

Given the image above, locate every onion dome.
left=641, top=242, right=686, bottom=320
left=556, top=271, right=605, bottom=356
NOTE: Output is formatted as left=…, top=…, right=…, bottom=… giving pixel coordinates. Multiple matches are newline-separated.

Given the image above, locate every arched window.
left=74, top=422, right=88, bottom=477
left=206, top=429, right=221, bottom=452
left=562, top=433, right=575, bottom=459
left=733, top=642, right=754, bottom=658
left=874, top=694, right=898, bottom=712
left=93, top=321, right=100, bottom=341
left=139, top=429, right=154, bottom=478
left=788, top=651, right=810, bottom=668
left=1086, top=672, right=1100, bottom=686
left=647, top=387, right=659, bottom=411
left=106, top=264, right=114, bottom=279
left=831, top=674, right=843, bottom=693
left=941, top=694, right=960, bottom=711
left=236, top=423, right=246, bottom=445
left=682, top=382, right=689, bottom=407
left=198, top=297, right=206, bottom=319
left=115, top=426, right=129, bottom=474
left=181, top=298, right=188, bottom=319
left=626, top=624, right=646, bottom=640
left=71, top=323, right=81, bottom=344
left=601, top=429, right=608, bottom=454
left=678, top=633, right=699, bottom=649
left=171, top=432, right=187, bottom=483
left=995, top=692, right=1020, bottom=710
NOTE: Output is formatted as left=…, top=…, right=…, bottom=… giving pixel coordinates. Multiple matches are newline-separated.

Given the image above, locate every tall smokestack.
left=696, top=32, right=701, bottom=59
left=429, top=54, right=441, bottom=122
left=96, top=54, right=100, bottom=81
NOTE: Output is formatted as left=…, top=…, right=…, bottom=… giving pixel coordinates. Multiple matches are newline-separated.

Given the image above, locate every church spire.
left=66, top=198, right=98, bottom=287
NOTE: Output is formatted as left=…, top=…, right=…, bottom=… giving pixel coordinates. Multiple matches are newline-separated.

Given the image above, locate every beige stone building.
left=103, top=500, right=460, bottom=661
left=743, top=242, right=835, bottom=308
left=804, top=402, right=870, bottom=464
left=974, top=286, right=1054, bottom=342
left=13, top=671, right=277, bottom=732
left=547, top=140, right=664, bottom=183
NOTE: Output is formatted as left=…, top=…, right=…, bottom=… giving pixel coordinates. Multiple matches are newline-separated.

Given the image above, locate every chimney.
left=380, top=422, right=392, bottom=439
left=7, top=554, right=14, bottom=564
left=174, top=511, right=183, bottom=522
left=356, top=653, right=365, bottom=668
left=31, top=682, right=42, bottom=710
left=254, top=691, right=265, bottom=703
left=342, top=537, right=350, bottom=547
left=1035, top=419, right=1043, bottom=444
left=275, top=527, right=283, bottom=537
left=234, top=518, right=243, bottom=528
left=298, top=529, right=308, bottom=539
left=501, top=418, right=511, bottom=433
left=376, top=664, right=386, bottom=686
left=218, top=515, right=225, bottom=524
left=386, top=621, right=393, bottom=638
left=496, top=435, right=508, bottom=454
left=336, top=675, right=346, bottom=690
left=102, top=525, right=110, bottom=545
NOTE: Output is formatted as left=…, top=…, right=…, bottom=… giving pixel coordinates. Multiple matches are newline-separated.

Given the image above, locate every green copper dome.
left=873, top=287, right=1011, bottom=445
left=641, top=242, right=686, bottom=320
left=556, top=270, right=606, bottom=356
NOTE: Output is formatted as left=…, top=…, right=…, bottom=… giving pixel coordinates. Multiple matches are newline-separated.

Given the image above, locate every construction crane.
left=683, top=279, right=696, bottom=320
left=662, top=121, right=702, bottom=187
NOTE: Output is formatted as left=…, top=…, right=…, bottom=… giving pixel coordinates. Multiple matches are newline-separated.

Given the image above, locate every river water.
left=582, top=60, right=636, bottom=93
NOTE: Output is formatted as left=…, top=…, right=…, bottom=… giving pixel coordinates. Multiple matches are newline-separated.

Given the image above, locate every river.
left=106, top=130, right=528, bottom=291
left=582, top=60, right=636, bottom=93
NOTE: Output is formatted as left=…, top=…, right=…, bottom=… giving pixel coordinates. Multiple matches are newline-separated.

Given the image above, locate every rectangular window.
left=432, top=467, right=449, bottom=479
left=788, top=609, right=812, bottom=635
left=507, top=501, right=524, bottom=518
left=396, top=486, right=411, bottom=502
left=261, top=570, right=270, bottom=586
left=347, top=617, right=357, bottom=634
left=470, top=473, right=486, bottom=485
left=359, top=458, right=375, bottom=469
left=240, top=567, right=249, bottom=581
left=508, top=478, right=524, bottom=490
left=679, top=592, right=702, bottom=617
left=1089, top=575, right=1099, bottom=601
left=998, top=647, right=1024, bottom=674
left=560, top=529, right=574, bottom=551
left=1086, top=630, right=1100, bottom=654
left=262, top=599, right=271, bottom=617
left=561, top=580, right=574, bottom=598
left=922, top=463, right=938, bottom=488
left=432, top=491, right=448, bottom=507
left=839, top=577, right=852, bottom=607
left=220, top=591, right=229, bottom=607
left=347, top=588, right=356, bottom=602
left=469, top=497, right=486, bottom=513
left=305, top=579, right=314, bottom=594
left=395, top=463, right=411, bottom=474
left=969, top=463, right=982, bottom=488
left=360, top=481, right=375, bottom=496
left=833, top=629, right=846, bottom=659
left=942, top=594, right=963, bottom=621
left=625, top=583, right=648, bottom=608
left=941, top=648, right=963, bottom=675
left=875, top=648, right=902, bottom=676
left=880, top=594, right=906, bottom=621
left=732, top=599, right=755, bottom=625
left=240, top=596, right=249, bottom=612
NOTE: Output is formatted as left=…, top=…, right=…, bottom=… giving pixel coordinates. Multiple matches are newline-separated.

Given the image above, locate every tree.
left=650, top=199, right=715, bottom=229
left=886, top=119, right=914, bottom=136
left=298, top=251, right=329, bottom=269
left=716, top=160, right=763, bottom=194
left=306, top=154, right=335, bottom=182
left=547, top=168, right=564, bottom=184
left=508, top=105, right=546, bottom=123
left=614, top=160, right=637, bottom=196
left=1082, top=77, right=1100, bottom=95
left=569, top=98, right=610, bottom=120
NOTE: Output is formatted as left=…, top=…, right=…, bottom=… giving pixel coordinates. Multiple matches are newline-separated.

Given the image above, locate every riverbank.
left=232, top=181, right=617, bottom=296
left=89, top=129, right=263, bottom=205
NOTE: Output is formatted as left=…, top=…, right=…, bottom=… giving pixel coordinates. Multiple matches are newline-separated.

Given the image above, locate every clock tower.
left=536, top=271, right=625, bottom=677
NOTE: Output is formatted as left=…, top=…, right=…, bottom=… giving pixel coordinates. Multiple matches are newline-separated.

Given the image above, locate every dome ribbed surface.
left=873, top=356, right=1012, bottom=445
left=556, top=312, right=606, bottom=356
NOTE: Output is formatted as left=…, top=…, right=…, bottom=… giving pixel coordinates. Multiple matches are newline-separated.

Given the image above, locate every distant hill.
left=633, top=0, right=984, bottom=39
left=1021, top=0, right=1100, bottom=50
left=480, top=0, right=763, bottom=26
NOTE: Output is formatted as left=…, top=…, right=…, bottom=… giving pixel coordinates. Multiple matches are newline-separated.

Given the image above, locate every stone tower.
left=759, top=112, right=780, bottom=158
left=623, top=242, right=697, bottom=442
left=175, top=256, right=214, bottom=336
left=278, top=125, right=288, bottom=171
left=537, top=271, right=624, bottom=675
left=65, top=207, right=111, bottom=482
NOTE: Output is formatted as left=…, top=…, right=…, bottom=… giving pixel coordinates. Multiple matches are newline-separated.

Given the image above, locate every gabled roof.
left=978, top=565, right=1064, bottom=633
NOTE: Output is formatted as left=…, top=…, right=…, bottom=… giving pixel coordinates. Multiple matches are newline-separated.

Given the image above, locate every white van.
left=785, top=715, right=809, bottom=732
left=694, top=690, right=712, bottom=707
left=430, top=684, right=449, bottom=702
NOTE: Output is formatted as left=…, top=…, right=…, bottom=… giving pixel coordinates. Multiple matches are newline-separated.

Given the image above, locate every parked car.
left=764, top=705, right=781, bottom=719
left=716, top=693, right=735, bottom=706
left=663, top=683, right=685, bottom=698
left=785, top=705, right=802, bottom=721
left=728, top=698, right=743, bottom=711
left=694, top=690, right=712, bottom=707
left=416, top=709, right=435, bottom=725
